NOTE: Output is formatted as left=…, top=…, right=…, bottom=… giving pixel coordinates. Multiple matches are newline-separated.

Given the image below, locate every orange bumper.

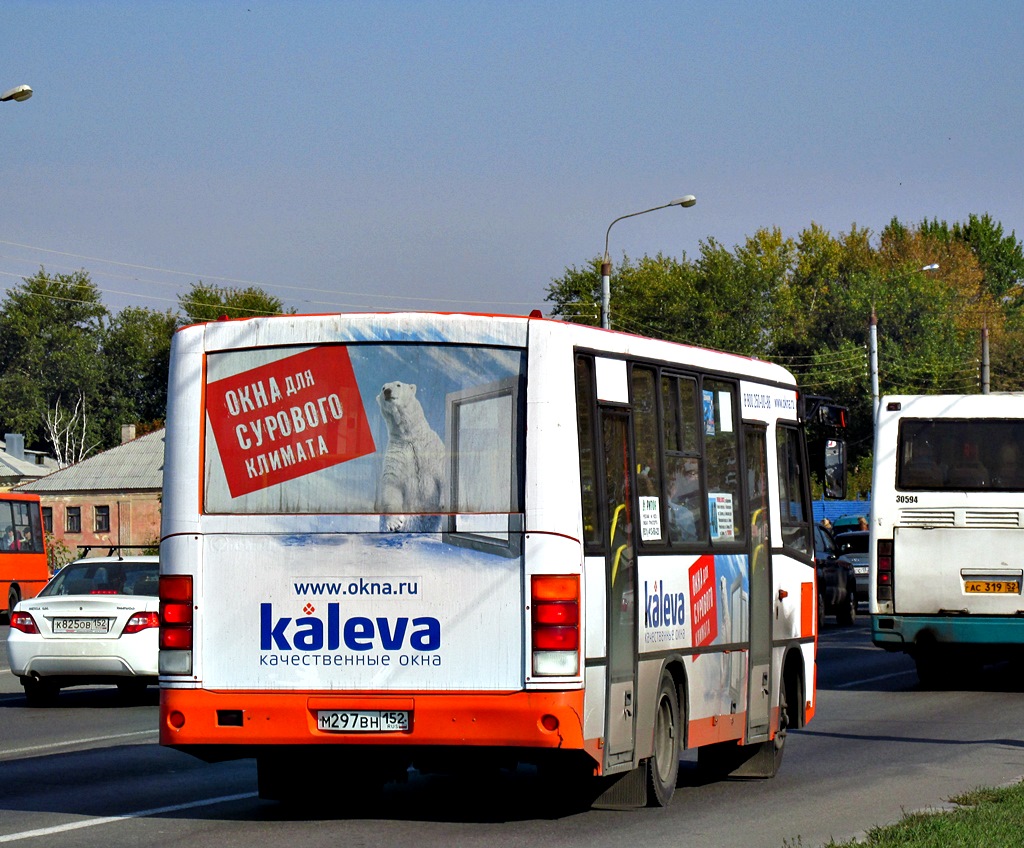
left=161, top=687, right=586, bottom=750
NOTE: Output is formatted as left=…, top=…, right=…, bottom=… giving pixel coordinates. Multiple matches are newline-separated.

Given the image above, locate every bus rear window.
left=202, top=343, right=526, bottom=517
left=897, top=419, right=1024, bottom=491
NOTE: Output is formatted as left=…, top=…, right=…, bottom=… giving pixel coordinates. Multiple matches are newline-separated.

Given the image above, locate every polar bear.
left=376, top=381, right=446, bottom=531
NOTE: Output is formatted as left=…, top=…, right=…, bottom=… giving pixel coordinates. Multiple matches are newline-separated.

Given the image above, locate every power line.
left=0, top=240, right=542, bottom=308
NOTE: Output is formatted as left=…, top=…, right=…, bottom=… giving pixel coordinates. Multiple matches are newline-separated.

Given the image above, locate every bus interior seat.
left=902, top=460, right=944, bottom=487
left=947, top=461, right=990, bottom=488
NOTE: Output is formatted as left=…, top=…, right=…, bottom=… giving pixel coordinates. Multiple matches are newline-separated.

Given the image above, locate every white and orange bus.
left=1, top=491, right=49, bottom=616
left=159, top=311, right=840, bottom=806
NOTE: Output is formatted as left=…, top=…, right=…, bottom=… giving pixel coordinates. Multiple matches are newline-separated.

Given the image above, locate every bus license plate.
left=317, top=710, right=410, bottom=732
left=964, top=580, right=1020, bottom=594
left=52, top=617, right=111, bottom=634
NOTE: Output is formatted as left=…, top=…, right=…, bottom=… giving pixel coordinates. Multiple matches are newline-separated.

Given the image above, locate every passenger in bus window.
left=948, top=439, right=990, bottom=488
left=2, top=526, right=17, bottom=551
left=667, top=458, right=700, bottom=542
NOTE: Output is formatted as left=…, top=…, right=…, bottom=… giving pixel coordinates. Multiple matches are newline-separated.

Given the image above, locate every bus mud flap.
left=590, top=763, right=649, bottom=809
left=698, top=737, right=782, bottom=779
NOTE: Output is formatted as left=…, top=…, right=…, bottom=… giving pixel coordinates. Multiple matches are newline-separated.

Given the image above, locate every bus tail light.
left=531, top=575, right=580, bottom=676
left=160, top=575, right=194, bottom=674
left=876, top=539, right=893, bottom=602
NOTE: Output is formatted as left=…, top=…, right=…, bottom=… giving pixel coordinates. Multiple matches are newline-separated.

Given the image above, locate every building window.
left=95, top=505, right=110, bottom=533
left=42, top=507, right=53, bottom=534
left=66, top=506, right=81, bottom=533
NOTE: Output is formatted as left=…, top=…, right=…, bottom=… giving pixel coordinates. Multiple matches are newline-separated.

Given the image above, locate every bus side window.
left=704, top=380, right=744, bottom=544
left=575, top=355, right=601, bottom=548
left=776, top=425, right=811, bottom=556
left=631, top=366, right=663, bottom=545
left=662, top=374, right=706, bottom=545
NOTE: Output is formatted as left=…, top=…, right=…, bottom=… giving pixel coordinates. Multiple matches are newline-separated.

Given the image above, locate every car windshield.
left=836, top=534, right=868, bottom=555
left=40, top=560, right=159, bottom=597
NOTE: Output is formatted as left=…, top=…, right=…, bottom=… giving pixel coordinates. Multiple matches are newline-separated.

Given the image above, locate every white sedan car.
left=7, top=555, right=159, bottom=705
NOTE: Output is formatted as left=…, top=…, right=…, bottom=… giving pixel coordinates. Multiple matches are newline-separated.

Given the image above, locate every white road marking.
left=2, top=729, right=158, bottom=758
left=0, top=793, right=258, bottom=843
left=834, top=669, right=916, bottom=689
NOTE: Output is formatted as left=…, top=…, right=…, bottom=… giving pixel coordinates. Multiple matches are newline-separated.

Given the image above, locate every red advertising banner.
left=689, top=555, right=718, bottom=649
left=206, top=347, right=376, bottom=498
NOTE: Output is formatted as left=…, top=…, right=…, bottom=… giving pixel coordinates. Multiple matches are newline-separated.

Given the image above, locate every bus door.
left=601, top=408, right=638, bottom=766
left=744, top=426, right=773, bottom=742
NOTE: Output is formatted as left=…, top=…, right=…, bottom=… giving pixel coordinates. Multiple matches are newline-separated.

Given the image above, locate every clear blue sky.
left=3, top=1, right=1022, bottom=317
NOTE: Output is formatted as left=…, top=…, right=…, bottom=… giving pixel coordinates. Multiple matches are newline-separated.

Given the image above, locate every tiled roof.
left=0, top=448, right=48, bottom=480
left=16, top=430, right=165, bottom=493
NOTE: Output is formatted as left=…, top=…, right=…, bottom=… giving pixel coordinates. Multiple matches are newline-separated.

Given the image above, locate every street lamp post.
left=601, top=195, right=696, bottom=330
left=1, top=85, right=33, bottom=103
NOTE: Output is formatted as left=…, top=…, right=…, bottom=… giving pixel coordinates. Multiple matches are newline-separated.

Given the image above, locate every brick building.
left=16, top=427, right=164, bottom=557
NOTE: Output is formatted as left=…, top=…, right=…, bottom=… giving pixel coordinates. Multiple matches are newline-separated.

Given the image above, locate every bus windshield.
left=897, top=418, right=1024, bottom=491
left=0, top=498, right=44, bottom=554
left=203, top=342, right=526, bottom=517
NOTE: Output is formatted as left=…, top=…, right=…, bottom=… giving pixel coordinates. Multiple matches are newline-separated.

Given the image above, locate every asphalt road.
left=3, top=618, right=1024, bottom=848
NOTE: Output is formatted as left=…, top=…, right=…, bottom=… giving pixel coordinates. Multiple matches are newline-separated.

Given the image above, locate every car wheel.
left=23, top=677, right=59, bottom=707
left=836, top=584, right=857, bottom=626
left=7, top=586, right=20, bottom=617
left=646, top=671, right=681, bottom=807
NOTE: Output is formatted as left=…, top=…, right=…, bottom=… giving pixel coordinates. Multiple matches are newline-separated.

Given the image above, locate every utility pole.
left=870, top=307, right=879, bottom=418
left=981, top=321, right=990, bottom=394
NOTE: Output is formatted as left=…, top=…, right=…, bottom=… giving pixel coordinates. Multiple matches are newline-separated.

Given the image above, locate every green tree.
left=101, top=306, right=178, bottom=432
left=946, top=213, right=1024, bottom=303
left=0, top=268, right=108, bottom=451
left=178, top=281, right=293, bottom=325
left=544, top=215, right=1024, bottom=492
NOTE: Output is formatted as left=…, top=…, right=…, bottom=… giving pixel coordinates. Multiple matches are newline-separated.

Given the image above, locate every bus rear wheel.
left=646, top=671, right=681, bottom=806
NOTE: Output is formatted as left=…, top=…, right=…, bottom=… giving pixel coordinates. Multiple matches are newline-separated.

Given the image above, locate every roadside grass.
left=820, top=782, right=1024, bottom=847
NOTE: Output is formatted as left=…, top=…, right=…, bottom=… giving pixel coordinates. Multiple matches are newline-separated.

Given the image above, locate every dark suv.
left=813, top=524, right=857, bottom=626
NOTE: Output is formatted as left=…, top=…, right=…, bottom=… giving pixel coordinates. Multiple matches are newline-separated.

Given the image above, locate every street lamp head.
left=921, top=263, right=939, bottom=272
left=1, top=84, right=33, bottom=103
left=601, top=193, right=698, bottom=329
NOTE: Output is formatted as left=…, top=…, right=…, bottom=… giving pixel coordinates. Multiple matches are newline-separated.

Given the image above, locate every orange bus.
left=1, top=492, right=49, bottom=616
left=159, top=312, right=847, bottom=807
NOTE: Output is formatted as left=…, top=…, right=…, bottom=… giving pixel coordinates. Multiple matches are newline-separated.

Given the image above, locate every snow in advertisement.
left=203, top=342, right=525, bottom=517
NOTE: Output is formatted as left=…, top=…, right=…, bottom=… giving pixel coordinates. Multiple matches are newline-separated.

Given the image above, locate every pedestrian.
left=858, top=516, right=868, bottom=531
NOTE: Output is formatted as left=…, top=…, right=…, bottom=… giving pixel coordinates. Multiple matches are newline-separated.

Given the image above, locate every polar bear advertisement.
left=376, top=380, right=446, bottom=531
